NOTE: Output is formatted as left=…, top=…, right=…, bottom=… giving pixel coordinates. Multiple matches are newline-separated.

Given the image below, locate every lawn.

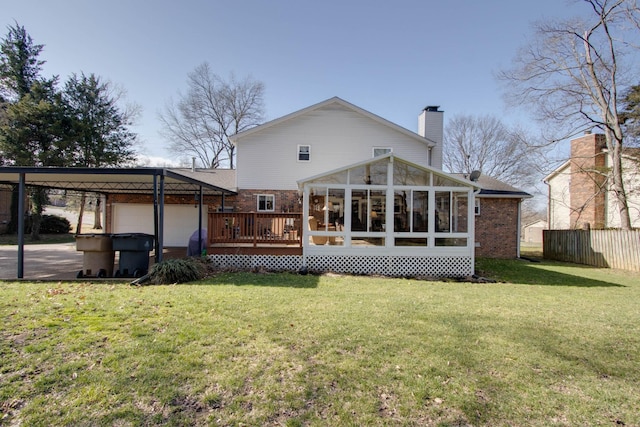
left=0, top=233, right=75, bottom=245
left=1, top=259, right=639, bottom=426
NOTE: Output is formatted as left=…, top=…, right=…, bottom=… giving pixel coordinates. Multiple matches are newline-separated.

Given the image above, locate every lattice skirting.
left=208, top=254, right=472, bottom=277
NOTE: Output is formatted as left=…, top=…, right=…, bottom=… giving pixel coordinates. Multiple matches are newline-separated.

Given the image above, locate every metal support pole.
left=153, top=175, right=160, bottom=263
left=158, top=175, right=165, bottom=263
left=17, top=173, right=25, bottom=278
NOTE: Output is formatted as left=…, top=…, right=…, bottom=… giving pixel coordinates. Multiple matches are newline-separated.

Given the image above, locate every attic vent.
left=469, top=170, right=481, bottom=182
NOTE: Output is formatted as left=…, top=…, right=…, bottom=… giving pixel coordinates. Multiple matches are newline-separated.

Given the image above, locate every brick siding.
left=236, top=189, right=302, bottom=213
left=570, top=133, right=607, bottom=229
left=475, top=198, right=520, bottom=258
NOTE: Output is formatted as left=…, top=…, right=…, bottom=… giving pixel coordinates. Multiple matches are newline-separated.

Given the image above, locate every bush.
left=25, top=214, right=72, bottom=234
left=148, top=257, right=208, bottom=284
left=40, top=215, right=72, bottom=234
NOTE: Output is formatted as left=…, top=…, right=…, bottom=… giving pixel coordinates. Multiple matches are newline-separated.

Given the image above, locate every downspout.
left=198, top=186, right=203, bottom=256
left=516, top=199, right=522, bottom=258
left=17, top=173, right=25, bottom=279
left=471, top=187, right=481, bottom=276
left=544, top=179, right=551, bottom=229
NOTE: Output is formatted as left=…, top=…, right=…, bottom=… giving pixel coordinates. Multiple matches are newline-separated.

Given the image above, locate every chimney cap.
left=424, top=105, right=441, bottom=112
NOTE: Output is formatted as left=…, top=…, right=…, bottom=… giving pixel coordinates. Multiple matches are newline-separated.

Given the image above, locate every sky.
left=2, top=0, right=587, bottom=167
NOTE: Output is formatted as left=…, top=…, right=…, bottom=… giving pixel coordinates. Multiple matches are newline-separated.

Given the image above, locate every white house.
left=545, top=132, right=640, bottom=229
left=216, top=97, right=530, bottom=277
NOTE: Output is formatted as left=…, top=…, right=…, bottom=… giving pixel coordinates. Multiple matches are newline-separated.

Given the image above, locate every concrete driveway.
left=0, top=243, right=186, bottom=281
left=0, top=243, right=85, bottom=280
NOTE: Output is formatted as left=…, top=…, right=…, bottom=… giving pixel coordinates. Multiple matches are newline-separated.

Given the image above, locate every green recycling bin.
left=112, top=233, right=154, bottom=278
left=75, top=234, right=114, bottom=278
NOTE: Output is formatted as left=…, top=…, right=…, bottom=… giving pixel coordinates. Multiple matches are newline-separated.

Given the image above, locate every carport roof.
left=0, top=166, right=237, bottom=195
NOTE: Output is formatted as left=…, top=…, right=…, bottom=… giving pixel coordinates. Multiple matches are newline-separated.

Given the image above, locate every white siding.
left=607, top=154, right=640, bottom=228
left=112, top=204, right=206, bottom=247
left=547, top=168, right=572, bottom=229
left=236, top=104, right=430, bottom=190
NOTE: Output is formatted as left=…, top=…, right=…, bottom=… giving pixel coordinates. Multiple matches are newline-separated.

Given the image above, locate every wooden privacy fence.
left=543, top=229, right=640, bottom=272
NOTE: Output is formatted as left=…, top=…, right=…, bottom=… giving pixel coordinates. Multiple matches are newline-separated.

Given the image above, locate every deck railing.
left=208, top=212, right=303, bottom=247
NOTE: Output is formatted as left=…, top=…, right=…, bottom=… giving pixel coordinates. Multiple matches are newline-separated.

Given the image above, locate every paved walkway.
left=0, top=243, right=186, bottom=281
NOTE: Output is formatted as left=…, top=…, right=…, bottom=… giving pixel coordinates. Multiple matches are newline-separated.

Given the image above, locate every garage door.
left=112, top=204, right=206, bottom=247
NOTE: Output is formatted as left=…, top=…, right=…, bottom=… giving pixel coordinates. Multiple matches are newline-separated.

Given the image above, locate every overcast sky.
left=2, top=0, right=587, bottom=165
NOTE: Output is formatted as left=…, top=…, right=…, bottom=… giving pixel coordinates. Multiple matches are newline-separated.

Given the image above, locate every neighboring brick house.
left=545, top=132, right=640, bottom=229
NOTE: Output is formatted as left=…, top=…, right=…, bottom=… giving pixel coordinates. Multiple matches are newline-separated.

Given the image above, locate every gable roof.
left=543, top=160, right=571, bottom=183
left=297, top=153, right=479, bottom=189
left=451, top=173, right=532, bottom=199
left=169, top=168, right=237, bottom=192
left=230, top=96, right=436, bottom=147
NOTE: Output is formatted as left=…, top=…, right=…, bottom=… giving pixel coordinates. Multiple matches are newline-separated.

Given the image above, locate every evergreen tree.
left=0, top=78, right=70, bottom=238
left=63, top=72, right=138, bottom=233
left=0, top=22, right=44, bottom=101
left=63, top=72, right=137, bottom=167
left=0, top=22, right=48, bottom=235
left=621, top=84, right=640, bottom=145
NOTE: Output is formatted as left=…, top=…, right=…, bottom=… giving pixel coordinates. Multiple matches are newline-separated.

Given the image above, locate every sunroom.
left=298, top=153, right=479, bottom=277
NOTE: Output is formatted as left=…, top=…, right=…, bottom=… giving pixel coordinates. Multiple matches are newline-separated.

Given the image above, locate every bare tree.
left=443, top=114, right=542, bottom=189
left=159, top=63, right=265, bottom=169
left=499, top=0, right=640, bottom=230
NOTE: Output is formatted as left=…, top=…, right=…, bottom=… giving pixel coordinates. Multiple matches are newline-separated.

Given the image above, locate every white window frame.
left=373, top=147, right=392, bottom=157
left=257, top=194, right=275, bottom=212
left=475, top=199, right=481, bottom=216
left=298, top=145, right=311, bottom=162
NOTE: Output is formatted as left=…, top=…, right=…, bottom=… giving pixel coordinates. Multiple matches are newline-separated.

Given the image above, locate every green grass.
left=0, top=233, right=75, bottom=245
left=1, top=260, right=639, bottom=426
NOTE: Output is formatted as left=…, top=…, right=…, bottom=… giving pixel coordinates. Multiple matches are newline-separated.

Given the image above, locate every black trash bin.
left=112, top=233, right=154, bottom=278
left=75, top=234, right=114, bottom=278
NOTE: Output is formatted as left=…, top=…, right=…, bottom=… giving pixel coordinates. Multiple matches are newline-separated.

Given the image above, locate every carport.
left=0, top=166, right=236, bottom=279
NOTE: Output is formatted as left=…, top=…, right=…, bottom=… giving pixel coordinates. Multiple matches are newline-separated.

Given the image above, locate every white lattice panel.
left=209, top=255, right=303, bottom=272
left=208, top=254, right=472, bottom=277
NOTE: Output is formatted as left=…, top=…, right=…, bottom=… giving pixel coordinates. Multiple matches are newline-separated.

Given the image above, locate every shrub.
left=40, top=215, right=72, bottom=234
left=149, top=257, right=208, bottom=284
left=25, top=214, right=72, bottom=234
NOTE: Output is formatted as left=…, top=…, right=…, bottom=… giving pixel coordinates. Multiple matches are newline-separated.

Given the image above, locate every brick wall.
left=475, top=198, right=520, bottom=258
left=570, top=133, right=607, bottom=229
left=236, top=189, right=302, bottom=213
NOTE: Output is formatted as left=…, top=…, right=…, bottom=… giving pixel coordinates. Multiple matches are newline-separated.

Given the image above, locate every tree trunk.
left=29, top=188, right=47, bottom=241
left=76, top=192, right=86, bottom=235
left=93, top=197, right=102, bottom=229
left=8, top=186, right=20, bottom=234
left=608, top=138, right=632, bottom=230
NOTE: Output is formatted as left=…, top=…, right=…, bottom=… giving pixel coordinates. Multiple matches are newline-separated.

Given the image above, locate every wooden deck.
left=208, top=212, right=303, bottom=255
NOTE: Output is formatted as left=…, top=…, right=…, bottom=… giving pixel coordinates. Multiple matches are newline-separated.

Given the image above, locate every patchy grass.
left=0, top=233, right=75, bottom=245
left=1, top=261, right=639, bottom=426
left=520, top=242, right=543, bottom=259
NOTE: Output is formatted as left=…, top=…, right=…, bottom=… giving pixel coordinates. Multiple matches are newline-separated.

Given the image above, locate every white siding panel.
left=608, top=155, right=640, bottom=228
left=548, top=171, right=571, bottom=229
left=112, top=204, right=206, bottom=247
left=237, top=105, right=429, bottom=190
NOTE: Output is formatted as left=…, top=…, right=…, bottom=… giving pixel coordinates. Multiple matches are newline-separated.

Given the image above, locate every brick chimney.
left=418, top=106, right=443, bottom=169
left=569, top=132, right=607, bottom=229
